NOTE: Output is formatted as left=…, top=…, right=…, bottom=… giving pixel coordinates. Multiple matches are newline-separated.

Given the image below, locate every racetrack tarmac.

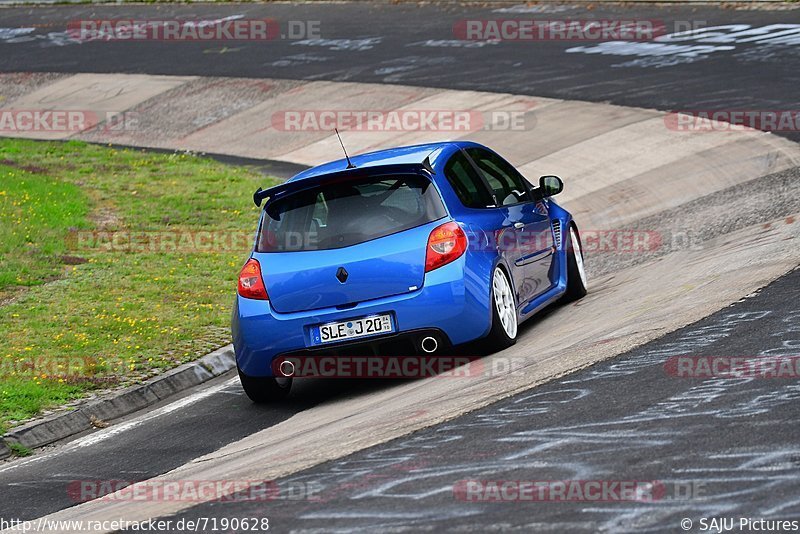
left=0, top=2, right=798, bottom=142
left=161, top=267, right=800, bottom=533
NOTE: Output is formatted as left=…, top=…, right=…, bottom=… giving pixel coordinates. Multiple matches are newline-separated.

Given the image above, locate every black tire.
left=562, top=225, right=588, bottom=303
left=238, top=367, right=292, bottom=403
left=482, top=266, right=518, bottom=352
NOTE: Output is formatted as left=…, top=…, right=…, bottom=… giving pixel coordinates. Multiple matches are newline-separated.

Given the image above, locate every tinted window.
left=444, top=151, right=495, bottom=208
left=257, top=174, right=446, bottom=252
left=466, top=148, right=530, bottom=206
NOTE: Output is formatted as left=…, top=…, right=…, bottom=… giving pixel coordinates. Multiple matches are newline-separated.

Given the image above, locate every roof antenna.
left=334, top=128, right=356, bottom=169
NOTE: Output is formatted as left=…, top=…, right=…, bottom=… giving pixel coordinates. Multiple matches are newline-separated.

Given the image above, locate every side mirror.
left=539, top=175, right=563, bottom=197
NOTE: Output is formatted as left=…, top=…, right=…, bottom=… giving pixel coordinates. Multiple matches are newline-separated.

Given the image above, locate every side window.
left=466, top=148, right=529, bottom=206
left=312, top=192, right=328, bottom=227
left=444, top=151, right=495, bottom=209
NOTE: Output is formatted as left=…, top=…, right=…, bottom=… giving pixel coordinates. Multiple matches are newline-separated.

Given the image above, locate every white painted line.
left=74, top=377, right=238, bottom=448
left=0, top=377, right=238, bottom=475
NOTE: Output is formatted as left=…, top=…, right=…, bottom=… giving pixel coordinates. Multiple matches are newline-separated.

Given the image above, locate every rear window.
left=257, top=174, right=447, bottom=252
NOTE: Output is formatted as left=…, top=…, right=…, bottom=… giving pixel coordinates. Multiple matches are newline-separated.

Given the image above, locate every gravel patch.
left=0, top=72, right=68, bottom=105
left=77, top=77, right=304, bottom=147
left=586, top=165, right=800, bottom=277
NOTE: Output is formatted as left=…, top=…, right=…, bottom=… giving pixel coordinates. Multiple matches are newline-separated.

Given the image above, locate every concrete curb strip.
left=1, top=345, right=236, bottom=455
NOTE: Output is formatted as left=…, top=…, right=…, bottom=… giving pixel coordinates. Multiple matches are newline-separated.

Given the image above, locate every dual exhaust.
left=276, top=335, right=441, bottom=377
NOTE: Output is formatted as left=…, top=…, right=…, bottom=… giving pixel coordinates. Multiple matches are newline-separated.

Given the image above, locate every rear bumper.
left=232, top=256, right=490, bottom=377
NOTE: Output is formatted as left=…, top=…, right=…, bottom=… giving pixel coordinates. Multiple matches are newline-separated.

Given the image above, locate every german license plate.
left=313, top=314, right=393, bottom=344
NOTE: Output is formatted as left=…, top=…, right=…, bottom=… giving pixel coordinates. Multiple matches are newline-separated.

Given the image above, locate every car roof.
left=287, top=141, right=481, bottom=182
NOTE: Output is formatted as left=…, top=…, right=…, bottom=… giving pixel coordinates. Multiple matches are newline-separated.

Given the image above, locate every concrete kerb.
left=1, top=344, right=236, bottom=456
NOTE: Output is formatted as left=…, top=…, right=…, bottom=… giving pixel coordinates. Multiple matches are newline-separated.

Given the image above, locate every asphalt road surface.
left=0, top=371, right=423, bottom=521
left=161, top=266, right=800, bottom=533
left=0, top=3, right=798, bottom=142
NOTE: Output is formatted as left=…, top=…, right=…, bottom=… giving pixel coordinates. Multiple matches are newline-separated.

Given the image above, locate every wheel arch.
left=489, top=257, right=519, bottom=326
left=568, top=219, right=583, bottom=250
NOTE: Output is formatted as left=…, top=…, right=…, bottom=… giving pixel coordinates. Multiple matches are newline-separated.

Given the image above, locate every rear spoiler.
left=253, top=157, right=435, bottom=207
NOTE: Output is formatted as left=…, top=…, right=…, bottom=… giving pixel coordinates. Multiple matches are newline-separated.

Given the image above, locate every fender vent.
left=552, top=220, right=562, bottom=249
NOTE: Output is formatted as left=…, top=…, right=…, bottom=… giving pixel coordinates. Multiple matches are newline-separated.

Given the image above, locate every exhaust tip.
left=421, top=336, right=438, bottom=354
left=278, top=360, right=295, bottom=377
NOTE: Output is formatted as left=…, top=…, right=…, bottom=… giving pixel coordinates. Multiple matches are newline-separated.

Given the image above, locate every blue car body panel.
left=233, top=141, right=576, bottom=377
left=256, top=219, right=437, bottom=314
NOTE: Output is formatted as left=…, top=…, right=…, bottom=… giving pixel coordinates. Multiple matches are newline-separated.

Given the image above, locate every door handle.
left=514, top=222, right=525, bottom=229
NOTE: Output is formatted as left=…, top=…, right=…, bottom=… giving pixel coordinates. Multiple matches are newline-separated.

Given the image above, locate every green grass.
left=0, top=161, right=90, bottom=291
left=0, top=139, right=278, bottom=433
left=7, top=442, right=32, bottom=457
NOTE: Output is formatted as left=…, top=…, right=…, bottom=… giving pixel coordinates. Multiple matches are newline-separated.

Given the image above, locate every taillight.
left=238, top=258, right=269, bottom=300
left=425, top=221, right=467, bottom=272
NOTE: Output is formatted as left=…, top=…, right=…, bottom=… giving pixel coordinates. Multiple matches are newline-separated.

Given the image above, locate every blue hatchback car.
left=233, top=141, right=587, bottom=401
